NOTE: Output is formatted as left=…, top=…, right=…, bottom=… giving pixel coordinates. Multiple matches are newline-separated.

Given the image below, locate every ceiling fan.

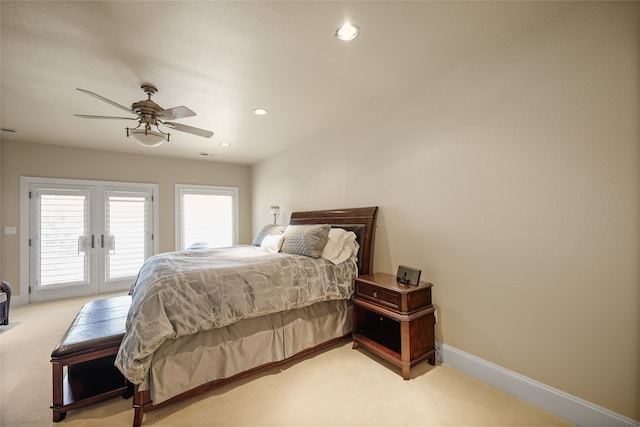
left=74, top=84, right=213, bottom=147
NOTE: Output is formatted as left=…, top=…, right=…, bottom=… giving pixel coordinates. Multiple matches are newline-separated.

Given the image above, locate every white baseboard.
left=440, top=342, right=639, bottom=427
left=7, top=293, right=27, bottom=307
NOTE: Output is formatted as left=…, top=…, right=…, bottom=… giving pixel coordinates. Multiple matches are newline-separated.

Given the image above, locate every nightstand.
left=352, top=273, right=435, bottom=379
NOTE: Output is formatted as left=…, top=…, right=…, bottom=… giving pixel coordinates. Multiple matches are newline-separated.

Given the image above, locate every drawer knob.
left=373, top=291, right=379, bottom=298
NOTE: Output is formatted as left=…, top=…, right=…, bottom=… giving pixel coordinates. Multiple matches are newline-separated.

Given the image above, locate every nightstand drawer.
left=356, top=282, right=400, bottom=310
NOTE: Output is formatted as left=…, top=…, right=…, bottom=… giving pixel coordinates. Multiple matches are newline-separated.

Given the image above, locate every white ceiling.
left=1, top=1, right=568, bottom=165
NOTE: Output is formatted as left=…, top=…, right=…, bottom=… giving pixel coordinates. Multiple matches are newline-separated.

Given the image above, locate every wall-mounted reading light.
left=270, top=205, right=280, bottom=225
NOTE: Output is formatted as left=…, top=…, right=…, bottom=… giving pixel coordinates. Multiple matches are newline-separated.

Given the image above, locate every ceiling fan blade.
left=164, top=122, right=213, bottom=138
left=76, top=88, right=134, bottom=114
left=159, top=106, right=196, bottom=120
left=74, top=114, right=138, bottom=120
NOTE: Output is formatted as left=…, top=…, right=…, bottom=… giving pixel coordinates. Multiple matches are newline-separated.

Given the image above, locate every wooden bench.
left=50, top=295, right=132, bottom=422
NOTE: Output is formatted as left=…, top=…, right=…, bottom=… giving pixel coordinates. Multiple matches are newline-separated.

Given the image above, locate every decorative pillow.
left=280, top=224, right=331, bottom=258
left=321, top=228, right=359, bottom=265
left=252, top=224, right=286, bottom=246
left=260, top=234, right=284, bottom=253
left=186, top=242, right=209, bottom=251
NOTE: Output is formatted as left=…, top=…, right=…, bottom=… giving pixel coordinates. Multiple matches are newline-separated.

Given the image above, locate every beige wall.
left=252, top=2, right=639, bottom=420
left=0, top=141, right=252, bottom=298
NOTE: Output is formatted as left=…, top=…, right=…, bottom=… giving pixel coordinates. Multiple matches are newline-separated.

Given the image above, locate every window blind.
left=107, top=194, right=147, bottom=280
left=39, top=193, right=86, bottom=286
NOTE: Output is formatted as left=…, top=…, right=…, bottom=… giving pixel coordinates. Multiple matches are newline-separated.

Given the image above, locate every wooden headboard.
left=289, top=207, right=378, bottom=275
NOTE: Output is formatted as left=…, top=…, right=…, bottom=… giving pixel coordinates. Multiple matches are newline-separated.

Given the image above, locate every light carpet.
left=0, top=293, right=574, bottom=427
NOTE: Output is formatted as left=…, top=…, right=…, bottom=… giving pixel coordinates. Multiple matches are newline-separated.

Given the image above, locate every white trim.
left=8, top=292, right=28, bottom=307
left=440, top=342, right=639, bottom=427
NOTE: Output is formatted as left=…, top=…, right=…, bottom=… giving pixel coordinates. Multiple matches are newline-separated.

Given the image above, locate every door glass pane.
left=39, top=193, right=87, bottom=286
left=106, top=193, right=147, bottom=280
left=181, top=192, right=233, bottom=250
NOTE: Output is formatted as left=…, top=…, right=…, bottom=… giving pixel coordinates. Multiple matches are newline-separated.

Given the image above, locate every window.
left=175, top=184, right=238, bottom=250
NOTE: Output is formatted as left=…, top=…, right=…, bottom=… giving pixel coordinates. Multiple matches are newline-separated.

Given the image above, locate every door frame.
left=19, top=176, right=159, bottom=303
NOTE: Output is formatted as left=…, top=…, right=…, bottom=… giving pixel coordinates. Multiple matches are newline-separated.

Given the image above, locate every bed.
left=115, top=206, right=378, bottom=427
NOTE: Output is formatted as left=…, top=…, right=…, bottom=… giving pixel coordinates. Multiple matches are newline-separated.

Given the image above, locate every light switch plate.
left=4, top=226, right=17, bottom=235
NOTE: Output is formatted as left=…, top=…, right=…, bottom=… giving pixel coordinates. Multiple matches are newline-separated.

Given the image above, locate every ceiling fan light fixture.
left=127, top=124, right=170, bottom=147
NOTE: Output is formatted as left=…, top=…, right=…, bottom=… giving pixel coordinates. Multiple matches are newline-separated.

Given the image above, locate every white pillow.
left=321, top=228, right=358, bottom=265
left=261, top=233, right=284, bottom=253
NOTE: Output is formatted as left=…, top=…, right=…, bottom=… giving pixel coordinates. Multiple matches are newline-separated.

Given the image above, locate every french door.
left=23, top=178, right=157, bottom=302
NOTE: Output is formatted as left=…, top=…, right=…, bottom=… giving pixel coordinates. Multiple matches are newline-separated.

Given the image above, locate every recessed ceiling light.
left=253, top=108, right=268, bottom=116
left=220, top=142, right=231, bottom=147
left=336, top=23, right=359, bottom=41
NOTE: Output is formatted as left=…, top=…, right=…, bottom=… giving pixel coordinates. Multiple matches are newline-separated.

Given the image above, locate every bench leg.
left=51, top=361, right=66, bottom=422
left=52, top=410, right=67, bottom=422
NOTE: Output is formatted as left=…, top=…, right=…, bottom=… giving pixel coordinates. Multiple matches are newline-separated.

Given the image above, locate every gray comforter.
left=115, top=246, right=356, bottom=385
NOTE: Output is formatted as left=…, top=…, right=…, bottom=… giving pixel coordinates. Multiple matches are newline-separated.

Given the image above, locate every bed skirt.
left=146, top=299, right=352, bottom=404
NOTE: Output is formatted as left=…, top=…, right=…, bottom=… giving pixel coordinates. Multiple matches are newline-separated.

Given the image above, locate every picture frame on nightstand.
left=396, top=265, right=421, bottom=286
